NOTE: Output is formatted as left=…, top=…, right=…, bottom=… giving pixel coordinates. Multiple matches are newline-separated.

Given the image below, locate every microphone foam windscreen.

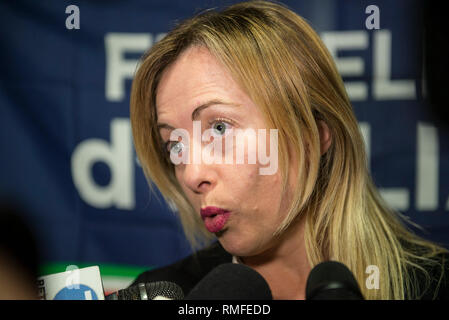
left=117, top=281, right=184, bottom=300
left=145, top=281, right=184, bottom=300
left=186, top=263, right=272, bottom=300
left=306, top=261, right=364, bottom=300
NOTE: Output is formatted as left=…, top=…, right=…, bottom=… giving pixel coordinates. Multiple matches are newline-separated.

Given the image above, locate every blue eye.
left=171, top=142, right=184, bottom=154
left=165, top=141, right=184, bottom=155
left=212, top=120, right=230, bottom=136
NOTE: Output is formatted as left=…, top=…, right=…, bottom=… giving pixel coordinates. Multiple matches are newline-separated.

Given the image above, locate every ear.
left=317, top=120, right=332, bottom=156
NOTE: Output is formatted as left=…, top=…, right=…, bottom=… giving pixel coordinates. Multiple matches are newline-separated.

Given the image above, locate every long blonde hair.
left=130, top=0, right=447, bottom=299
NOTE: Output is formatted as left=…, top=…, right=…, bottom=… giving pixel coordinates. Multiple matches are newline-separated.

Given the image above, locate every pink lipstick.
left=200, top=206, right=231, bottom=233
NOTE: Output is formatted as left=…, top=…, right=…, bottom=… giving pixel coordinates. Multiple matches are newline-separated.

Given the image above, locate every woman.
left=130, top=0, right=448, bottom=299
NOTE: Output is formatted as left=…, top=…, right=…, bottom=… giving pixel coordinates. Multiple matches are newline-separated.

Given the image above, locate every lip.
left=200, top=206, right=231, bottom=233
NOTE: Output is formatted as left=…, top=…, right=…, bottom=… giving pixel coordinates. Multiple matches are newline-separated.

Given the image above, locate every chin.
left=217, top=232, right=261, bottom=258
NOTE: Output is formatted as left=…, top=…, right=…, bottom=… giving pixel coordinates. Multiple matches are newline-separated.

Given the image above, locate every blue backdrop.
left=1, top=0, right=448, bottom=285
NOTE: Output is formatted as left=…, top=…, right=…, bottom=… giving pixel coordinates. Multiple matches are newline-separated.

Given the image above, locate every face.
left=156, top=46, right=297, bottom=257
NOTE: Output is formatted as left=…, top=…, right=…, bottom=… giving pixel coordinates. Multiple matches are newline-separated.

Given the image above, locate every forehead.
left=155, top=46, right=247, bottom=119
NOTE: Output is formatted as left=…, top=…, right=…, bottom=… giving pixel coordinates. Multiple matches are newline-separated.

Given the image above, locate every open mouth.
left=200, top=207, right=231, bottom=233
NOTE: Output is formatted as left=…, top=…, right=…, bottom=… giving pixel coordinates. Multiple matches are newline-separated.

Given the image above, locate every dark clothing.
left=132, top=242, right=449, bottom=300
left=132, top=242, right=232, bottom=296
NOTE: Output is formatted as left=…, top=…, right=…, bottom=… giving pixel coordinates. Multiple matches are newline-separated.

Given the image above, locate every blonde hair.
left=130, top=0, right=447, bottom=299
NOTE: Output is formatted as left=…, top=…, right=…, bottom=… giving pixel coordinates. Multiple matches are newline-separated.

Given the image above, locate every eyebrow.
left=156, top=99, right=238, bottom=131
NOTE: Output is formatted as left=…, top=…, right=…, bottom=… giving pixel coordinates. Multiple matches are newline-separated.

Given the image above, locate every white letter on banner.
left=321, top=31, right=369, bottom=101
left=71, top=118, right=134, bottom=209
left=373, top=30, right=416, bottom=100
left=416, top=122, right=439, bottom=211
left=105, top=33, right=152, bottom=102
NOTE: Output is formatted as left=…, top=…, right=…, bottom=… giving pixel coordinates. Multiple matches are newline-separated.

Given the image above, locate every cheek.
left=256, top=172, right=285, bottom=221
left=174, top=167, right=190, bottom=197
left=174, top=167, right=182, bottom=185
left=260, top=173, right=282, bottom=203
left=227, top=164, right=258, bottom=188
left=231, top=165, right=283, bottom=209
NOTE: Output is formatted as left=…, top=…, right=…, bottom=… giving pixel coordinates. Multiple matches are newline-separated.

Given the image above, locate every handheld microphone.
left=186, top=263, right=272, bottom=300
left=37, top=266, right=105, bottom=300
left=105, top=281, right=184, bottom=300
left=305, top=261, right=364, bottom=300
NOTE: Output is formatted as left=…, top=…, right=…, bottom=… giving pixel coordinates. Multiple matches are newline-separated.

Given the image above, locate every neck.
left=239, top=217, right=310, bottom=300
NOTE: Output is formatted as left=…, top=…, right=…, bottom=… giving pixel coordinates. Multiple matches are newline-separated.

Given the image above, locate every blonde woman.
left=129, top=1, right=449, bottom=299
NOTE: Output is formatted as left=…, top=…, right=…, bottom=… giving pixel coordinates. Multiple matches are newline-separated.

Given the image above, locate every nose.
left=180, top=161, right=217, bottom=194
left=177, top=136, right=218, bottom=194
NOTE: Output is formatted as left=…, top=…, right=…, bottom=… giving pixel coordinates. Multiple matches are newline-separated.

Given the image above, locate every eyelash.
left=162, top=117, right=235, bottom=154
left=208, top=117, right=235, bottom=131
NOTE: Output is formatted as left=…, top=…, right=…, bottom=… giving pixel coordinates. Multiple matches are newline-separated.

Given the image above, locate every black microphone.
left=305, top=261, right=364, bottom=300
left=106, top=281, right=184, bottom=300
left=186, top=263, right=272, bottom=300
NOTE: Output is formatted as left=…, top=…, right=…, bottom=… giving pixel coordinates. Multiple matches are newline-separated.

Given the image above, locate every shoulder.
left=414, top=251, right=449, bottom=300
left=130, top=241, right=232, bottom=296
